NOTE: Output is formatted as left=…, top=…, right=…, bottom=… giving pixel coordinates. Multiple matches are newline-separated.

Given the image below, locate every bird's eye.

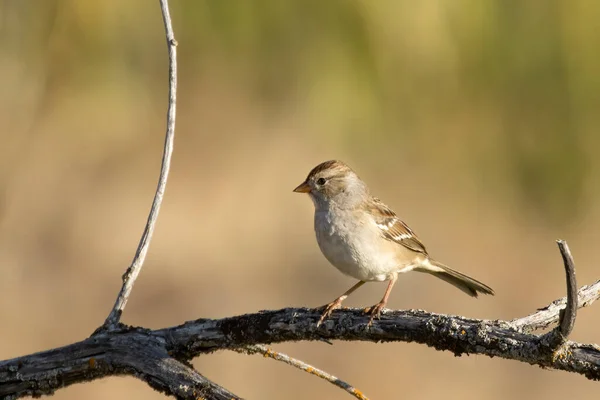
left=316, top=178, right=327, bottom=185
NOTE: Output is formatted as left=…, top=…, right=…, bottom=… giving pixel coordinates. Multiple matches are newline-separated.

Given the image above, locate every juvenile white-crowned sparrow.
left=294, top=160, right=494, bottom=326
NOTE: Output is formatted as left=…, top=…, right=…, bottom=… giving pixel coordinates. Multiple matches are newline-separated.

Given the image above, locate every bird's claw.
left=317, top=299, right=343, bottom=327
left=364, top=302, right=385, bottom=326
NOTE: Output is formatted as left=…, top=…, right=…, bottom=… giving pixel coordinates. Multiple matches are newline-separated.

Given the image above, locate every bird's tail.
left=414, top=259, right=495, bottom=297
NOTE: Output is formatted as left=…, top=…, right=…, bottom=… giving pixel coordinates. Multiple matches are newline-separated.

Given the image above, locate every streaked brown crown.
left=306, top=160, right=354, bottom=180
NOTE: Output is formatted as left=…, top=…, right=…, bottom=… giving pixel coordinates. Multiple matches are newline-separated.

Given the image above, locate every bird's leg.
left=317, top=281, right=365, bottom=326
left=365, top=272, right=398, bottom=326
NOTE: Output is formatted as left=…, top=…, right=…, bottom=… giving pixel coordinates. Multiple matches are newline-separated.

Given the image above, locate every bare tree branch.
left=556, top=240, right=578, bottom=338
left=510, top=279, right=600, bottom=333
left=102, top=0, right=178, bottom=330
left=2, top=271, right=600, bottom=399
left=241, top=345, right=369, bottom=400
left=0, top=332, right=239, bottom=400
left=163, top=306, right=600, bottom=380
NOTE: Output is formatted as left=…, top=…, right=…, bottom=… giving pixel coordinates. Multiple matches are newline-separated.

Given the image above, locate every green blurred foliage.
left=1, top=0, right=599, bottom=224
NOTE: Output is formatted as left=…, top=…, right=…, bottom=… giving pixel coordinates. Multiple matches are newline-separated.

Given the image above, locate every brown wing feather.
left=368, top=198, right=428, bottom=254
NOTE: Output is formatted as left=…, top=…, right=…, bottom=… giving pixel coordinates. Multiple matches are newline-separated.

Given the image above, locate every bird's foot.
left=317, top=298, right=344, bottom=327
left=364, top=301, right=386, bottom=326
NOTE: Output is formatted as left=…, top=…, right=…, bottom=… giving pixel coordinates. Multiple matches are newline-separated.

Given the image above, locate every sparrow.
left=294, top=160, right=494, bottom=326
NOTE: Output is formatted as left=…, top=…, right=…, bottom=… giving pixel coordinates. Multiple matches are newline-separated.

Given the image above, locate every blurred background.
left=1, top=1, right=599, bottom=398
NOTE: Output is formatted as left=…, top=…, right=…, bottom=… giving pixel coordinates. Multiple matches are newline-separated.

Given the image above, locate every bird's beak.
left=293, top=181, right=311, bottom=193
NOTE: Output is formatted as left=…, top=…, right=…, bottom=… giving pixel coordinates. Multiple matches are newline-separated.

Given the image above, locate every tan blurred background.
left=1, top=1, right=600, bottom=398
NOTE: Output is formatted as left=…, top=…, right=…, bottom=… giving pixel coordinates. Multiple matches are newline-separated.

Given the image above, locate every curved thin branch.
left=556, top=240, right=577, bottom=338
left=241, top=345, right=369, bottom=400
left=102, top=0, right=178, bottom=330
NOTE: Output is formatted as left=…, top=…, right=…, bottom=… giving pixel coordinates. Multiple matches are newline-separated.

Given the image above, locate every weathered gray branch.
left=0, top=332, right=239, bottom=400
left=510, top=279, right=600, bottom=333
left=2, top=277, right=600, bottom=399
left=507, top=240, right=596, bottom=340
left=103, top=0, right=178, bottom=330
left=162, top=303, right=600, bottom=379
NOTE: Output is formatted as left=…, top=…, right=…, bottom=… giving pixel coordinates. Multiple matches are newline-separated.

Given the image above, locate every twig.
left=557, top=240, right=577, bottom=338
left=242, top=345, right=369, bottom=400
left=509, top=279, right=600, bottom=333
left=102, top=0, right=178, bottom=330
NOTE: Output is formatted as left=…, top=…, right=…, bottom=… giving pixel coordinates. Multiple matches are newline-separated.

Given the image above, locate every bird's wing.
left=367, top=197, right=428, bottom=255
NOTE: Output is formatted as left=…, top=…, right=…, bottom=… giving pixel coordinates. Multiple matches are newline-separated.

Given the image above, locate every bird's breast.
left=313, top=210, right=398, bottom=281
